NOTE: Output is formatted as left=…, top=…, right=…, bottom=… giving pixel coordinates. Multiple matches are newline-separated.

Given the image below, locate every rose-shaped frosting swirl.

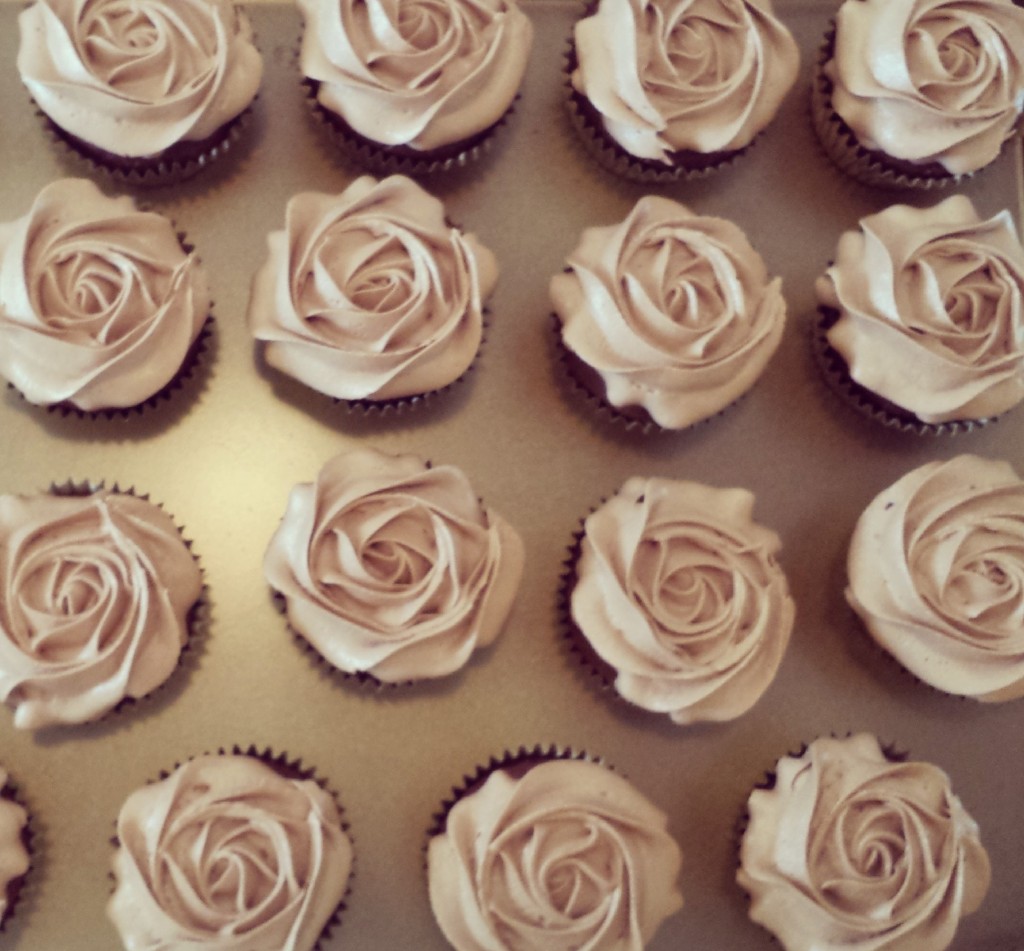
left=263, top=447, right=524, bottom=683
left=817, top=196, right=1024, bottom=424
left=847, top=455, right=1024, bottom=701
left=0, top=768, right=29, bottom=920
left=18, top=0, right=262, bottom=158
left=297, top=0, right=532, bottom=152
left=0, top=178, right=210, bottom=411
left=0, top=490, right=202, bottom=729
left=573, top=0, right=800, bottom=163
left=248, top=175, right=497, bottom=401
left=827, top=0, right=1024, bottom=175
left=551, top=195, right=785, bottom=429
left=572, top=477, right=794, bottom=724
left=428, top=758, right=683, bottom=951
left=738, top=734, right=991, bottom=951
left=108, top=754, right=353, bottom=951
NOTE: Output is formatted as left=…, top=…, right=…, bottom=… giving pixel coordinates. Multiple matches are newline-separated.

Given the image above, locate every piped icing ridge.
left=18, top=0, right=263, bottom=158
left=817, top=195, right=1024, bottom=425
left=427, top=757, right=683, bottom=951
left=738, top=734, right=991, bottom=951
left=263, top=447, right=524, bottom=683
left=0, top=768, right=29, bottom=922
left=248, top=175, right=497, bottom=402
left=0, top=178, right=210, bottom=412
left=108, top=753, right=353, bottom=951
left=848, top=454, right=1024, bottom=701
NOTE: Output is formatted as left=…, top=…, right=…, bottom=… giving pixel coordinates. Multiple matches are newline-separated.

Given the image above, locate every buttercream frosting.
left=0, top=178, right=210, bottom=411
left=108, top=754, right=353, bottom=951
left=817, top=196, right=1024, bottom=424
left=18, top=0, right=263, bottom=159
left=826, top=0, right=1024, bottom=176
left=738, top=733, right=991, bottom=951
left=572, top=476, right=794, bottom=724
left=428, top=757, right=684, bottom=951
left=263, top=447, right=524, bottom=683
left=0, top=768, right=29, bottom=922
left=248, top=175, right=496, bottom=402
left=551, top=195, right=786, bottom=428
left=573, top=0, right=800, bottom=164
left=297, top=0, right=533, bottom=152
left=0, top=490, right=202, bottom=730
left=848, top=455, right=1024, bottom=702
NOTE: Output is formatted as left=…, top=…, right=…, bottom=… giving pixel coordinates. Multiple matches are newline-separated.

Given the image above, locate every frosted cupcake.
left=815, top=196, right=1024, bottom=433
left=248, top=176, right=497, bottom=407
left=738, top=733, right=991, bottom=951
left=567, top=0, right=800, bottom=182
left=17, top=0, right=263, bottom=184
left=0, top=768, right=30, bottom=931
left=551, top=195, right=786, bottom=430
left=812, top=0, right=1024, bottom=189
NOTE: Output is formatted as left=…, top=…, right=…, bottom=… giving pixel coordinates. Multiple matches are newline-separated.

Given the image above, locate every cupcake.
left=296, top=0, right=533, bottom=174
left=550, top=195, right=786, bottom=431
left=811, top=0, right=1024, bottom=189
left=427, top=748, right=683, bottom=951
left=567, top=0, right=800, bottom=182
left=108, top=749, right=353, bottom=951
left=0, top=767, right=30, bottom=931
left=248, top=175, right=497, bottom=407
left=0, top=178, right=211, bottom=416
left=737, top=733, right=991, bottom=951
left=567, top=476, right=794, bottom=724
left=814, top=195, right=1024, bottom=433
left=0, top=485, right=203, bottom=729
left=847, top=455, right=1024, bottom=702
left=17, top=0, right=263, bottom=184
left=263, top=447, right=524, bottom=684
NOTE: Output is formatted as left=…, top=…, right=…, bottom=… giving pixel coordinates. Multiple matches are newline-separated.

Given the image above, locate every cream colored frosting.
left=297, top=0, right=532, bottom=152
left=18, top=0, right=262, bottom=158
left=0, top=178, right=209, bottom=411
left=0, top=491, right=202, bottom=730
left=817, top=196, right=1024, bottom=424
left=108, top=754, right=353, bottom=951
left=827, top=0, right=1024, bottom=175
left=263, top=447, right=524, bottom=683
left=0, top=768, right=29, bottom=920
left=550, top=195, right=785, bottom=429
left=738, top=733, right=991, bottom=951
left=428, top=758, right=683, bottom=951
left=248, top=175, right=497, bottom=401
left=848, top=455, right=1024, bottom=702
left=572, top=476, right=794, bottom=724
left=573, top=0, right=800, bottom=163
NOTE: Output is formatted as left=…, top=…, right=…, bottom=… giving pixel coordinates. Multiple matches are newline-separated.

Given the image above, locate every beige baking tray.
left=1, top=3, right=1023, bottom=949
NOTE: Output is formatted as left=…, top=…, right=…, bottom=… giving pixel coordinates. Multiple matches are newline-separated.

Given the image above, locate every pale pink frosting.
left=551, top=195, right=785, bottom=428
left=0, top=768, right=29, bottom=921
left=572, top=477, right=794, bottom=724
left=848, top=455, right=1024, bottom=702
left=573, top=0, right=800, bottom=163
left=263, top=447, right=524, bottom=683
left=108, top=754, right=353, bottom=951
left=0, top=178, right=209, bottom=411
left=297, top=0, right=532, bottom=152
left=428, top=758, right=683, bottom=951
left=827, top=0, right=1024, bottom=176
left=817, top=196, right=1024, bottom=424
left=18, top=0, right=262, bottom=158
left=248, top=175, right=497, bottom=401
left=738, top=733, right=991, bottom=951
left=0, top=491, right=202, bottom=730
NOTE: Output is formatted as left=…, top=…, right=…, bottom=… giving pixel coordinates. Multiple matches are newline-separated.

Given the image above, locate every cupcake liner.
left=0, top=769, right=33, bottom=933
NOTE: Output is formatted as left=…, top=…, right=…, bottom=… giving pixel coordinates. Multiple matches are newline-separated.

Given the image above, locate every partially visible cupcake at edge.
left=815, top=195, right=1024, bottom=433
left=0, top=179, right=210, bottom=415
left=812, top=0, right=1024, bottom=188
left=17, top=0, right=263, bottom=183
left=567, top=0, right=800, bottom=182
left=551, top=194, right=786, bottom=430
left=248, top=175, right=496, bottom=407
left=0, top=767, right=29, bottom=930
left=297, top=0, right=533, bottom=173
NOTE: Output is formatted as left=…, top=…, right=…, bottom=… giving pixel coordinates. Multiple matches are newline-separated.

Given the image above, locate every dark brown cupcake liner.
left=0, top=768, right=33, bottom=934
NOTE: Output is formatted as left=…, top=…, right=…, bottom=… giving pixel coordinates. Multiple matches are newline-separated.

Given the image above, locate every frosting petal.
left=0, top=768, right=29, bottom=921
